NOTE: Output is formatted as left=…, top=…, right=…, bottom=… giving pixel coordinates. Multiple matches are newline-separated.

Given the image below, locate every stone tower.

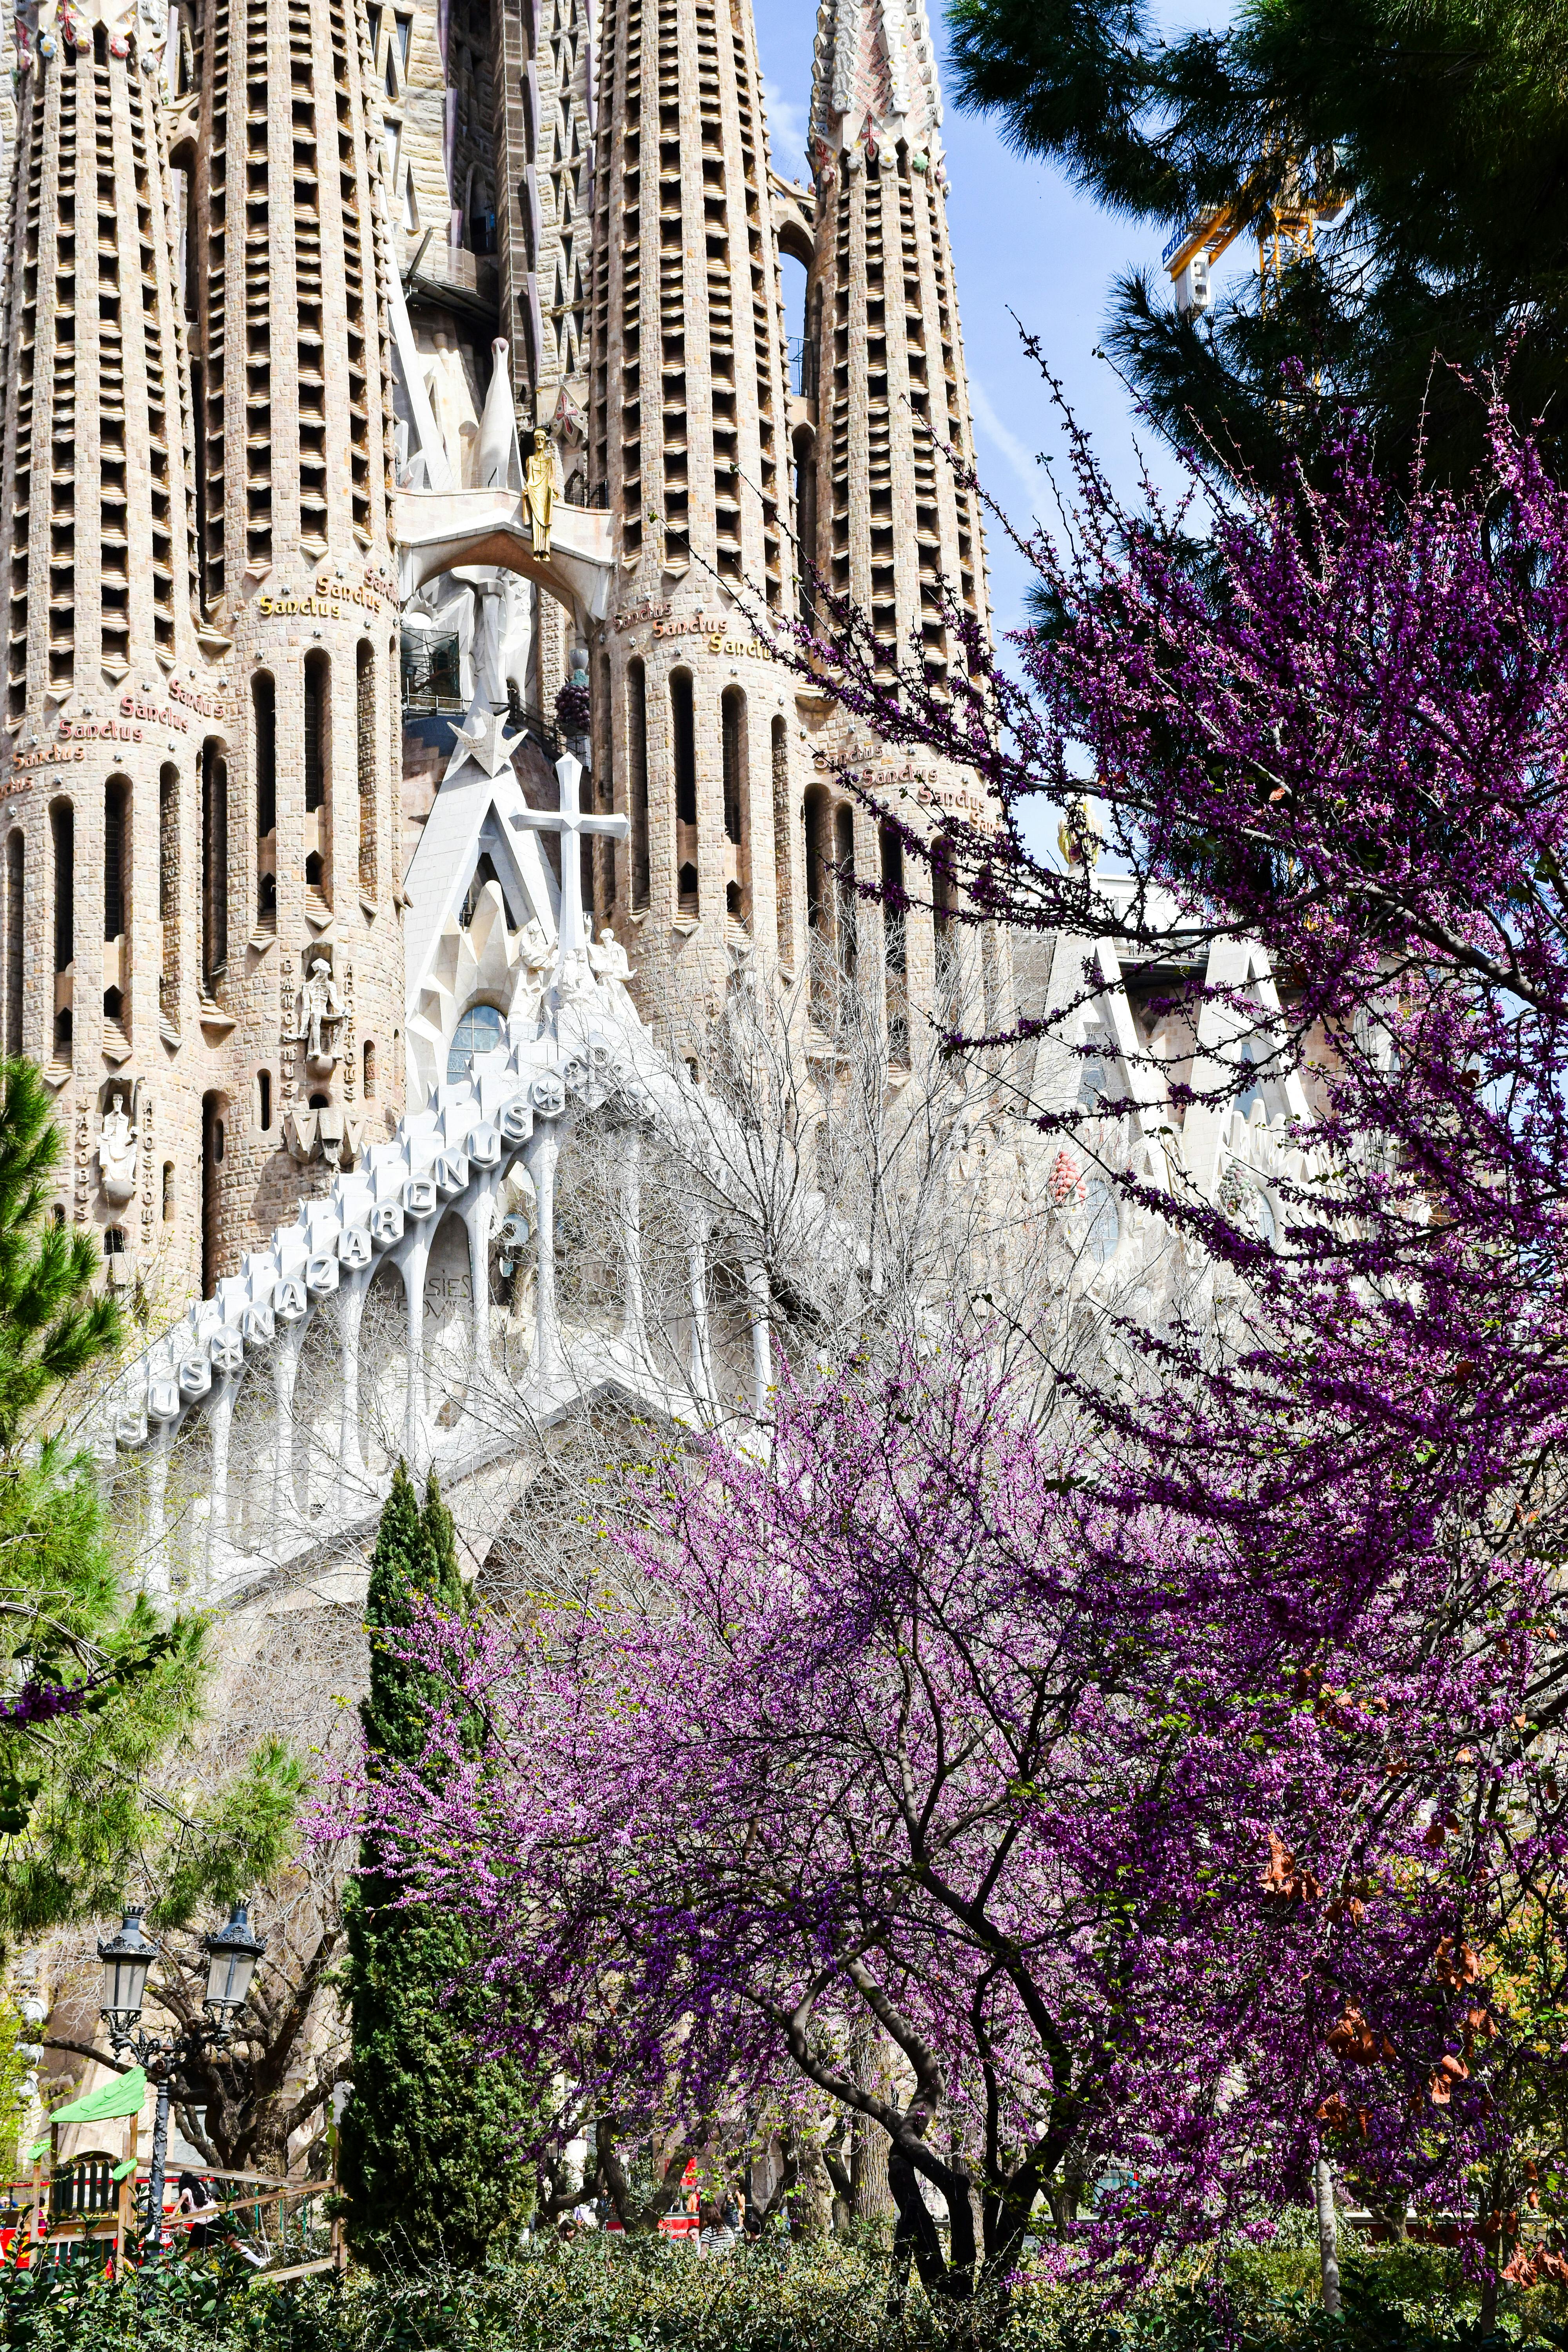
left=585, top=0, right=806, bottom=1022
left=0, top=1, right=222, bottom=1294
left=806, top=0, right=986, bottom=677
left=793, top=0, right=1007, bottom=1052
left=0, top=0, right=408, bottom=1301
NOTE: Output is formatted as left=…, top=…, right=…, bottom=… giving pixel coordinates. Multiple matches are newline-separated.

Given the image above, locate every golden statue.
left=1057, top=795, right=1104, bottom=872
left=524, top=428, right=556, bottom=556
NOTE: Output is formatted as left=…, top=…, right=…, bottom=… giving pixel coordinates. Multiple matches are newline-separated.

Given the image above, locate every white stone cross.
left=511, top=751, right=628, bottom=955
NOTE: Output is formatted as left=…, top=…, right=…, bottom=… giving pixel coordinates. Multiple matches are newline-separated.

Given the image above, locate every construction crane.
left=1163, top=149, right=1348, bottom=317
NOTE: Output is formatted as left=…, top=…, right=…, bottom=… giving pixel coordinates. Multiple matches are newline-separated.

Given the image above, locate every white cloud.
left=763, top=78, right=810, bottom=173
left=967, top=376, right=1045, bottom=523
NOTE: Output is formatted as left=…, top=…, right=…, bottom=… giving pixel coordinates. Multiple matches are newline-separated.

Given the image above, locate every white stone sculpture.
left=292, top=958, right=345, bottom=1069
left=588, top=927, right=632, bottom=987
left=423, top=334, right=479, bottom=488
left=98, top=1089, right=138, bottom=1207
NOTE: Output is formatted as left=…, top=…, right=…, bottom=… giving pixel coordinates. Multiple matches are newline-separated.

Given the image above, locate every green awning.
left=50, top=2065, right=147, bottom=2123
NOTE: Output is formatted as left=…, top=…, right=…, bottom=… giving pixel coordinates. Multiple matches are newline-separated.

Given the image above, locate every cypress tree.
left=340, top=1464, right=534, bottom=2270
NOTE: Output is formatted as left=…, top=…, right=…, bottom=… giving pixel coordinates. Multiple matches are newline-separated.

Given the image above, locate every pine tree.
left=947, top=0, right=1568, bottom=483
left=0, top=1057, right=122, bottom=1443
left=0, top=1057, right=298, bottom=1936
left=340, top=1465, right=535, bottom=2270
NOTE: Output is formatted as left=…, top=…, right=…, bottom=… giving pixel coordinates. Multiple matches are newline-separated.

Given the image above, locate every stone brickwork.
left=0, top=0, right=1008, bottom=1312
left=0, top=0, right=404, bottom=1299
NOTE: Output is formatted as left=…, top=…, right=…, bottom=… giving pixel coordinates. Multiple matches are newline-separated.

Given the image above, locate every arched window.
left=363, top=1037, right=377, bottom=1097
left=446, top=1002, right=505, bottom=1080
left=257, top=1069, right=272, bottom=1131
left=162, top=1160, right=175, bottom=1222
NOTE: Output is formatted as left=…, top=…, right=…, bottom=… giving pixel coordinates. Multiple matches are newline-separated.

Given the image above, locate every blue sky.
left=751, top=1, right=1243, bottom=644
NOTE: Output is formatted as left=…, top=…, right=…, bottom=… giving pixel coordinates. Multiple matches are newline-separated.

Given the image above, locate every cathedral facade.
left=0, top=0, right=998, bottom=1310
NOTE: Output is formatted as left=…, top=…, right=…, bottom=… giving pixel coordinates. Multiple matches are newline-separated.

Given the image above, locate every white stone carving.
left=98, top=1088, right=138, bottom=1208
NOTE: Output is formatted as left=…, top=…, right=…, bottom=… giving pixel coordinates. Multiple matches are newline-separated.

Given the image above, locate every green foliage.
left=3, top=2237, right=1565, bottom=2352
left=0, top=1059, right=122, bottom=1448
left=944, top=0, right=1568, bottom=484
left=339, top=1466, right=535, bottom=2274
left=0, top=1995, right=25, bottom=2178
left=0, top=1066, right=299, bottom=1940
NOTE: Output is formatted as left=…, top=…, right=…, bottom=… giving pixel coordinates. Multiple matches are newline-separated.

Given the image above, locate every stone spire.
left=804, top=0, right=987, bottom=677
left=583, top=0, right=804, bottom=1021
left=172, top=0, right=409, bottom=1281
left=0, top=2, right=221, bottom=1287
left=796, top=0, right=1005, bottom=1052
left=811, top=0, right=942, bottom=159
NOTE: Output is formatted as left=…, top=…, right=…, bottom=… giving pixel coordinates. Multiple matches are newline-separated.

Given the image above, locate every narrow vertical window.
left=4, top=830, right=22, bottom=1056
left=363, top=1038, right=377, bottom=1098
left=253, top=672, right=277, bottom=928
left=201, top=1090, right=223, bottom=1296
left=671, top=668, right=697, bottom=913
left=159, top=765, right=180, bottom=1026
left=721, top=687, right=749, bottom=924
left=103, top=777, right=128, bottom=942
left=595, top=650, right=613, bottom=915
left=356, top=641, right=376, bottom=899
left=880, top=822, right=906, bottom=974
left=201, top=740, right=228, bottom=986
left=304, top=650, right=331, bottom=907
left=103, top=777, right=130, bottom=1041
left=628, top=658, right=650, bottom=911
left=50, top=800, right=74, bottom=1056
left=834, top=804, right=856, bottom=973
left=162, top=1160, right=175, bottom=1222
left=771, top=718, right=791, bottom=964
left=257, top=1068, right=272, bottom=1131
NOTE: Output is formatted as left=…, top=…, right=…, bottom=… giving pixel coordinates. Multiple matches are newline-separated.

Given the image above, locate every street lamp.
left=201, top=1903, right=264, bottom=2031
left=97, top=1901, right=266, bottom=2250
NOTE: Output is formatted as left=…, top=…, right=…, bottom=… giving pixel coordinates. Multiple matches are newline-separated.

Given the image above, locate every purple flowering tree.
left=779, top=385, right=1568, bottom=2294
left=319, top=397, right=1568, bottom=2303
left=331, top=1349, right=1544, bottom=2298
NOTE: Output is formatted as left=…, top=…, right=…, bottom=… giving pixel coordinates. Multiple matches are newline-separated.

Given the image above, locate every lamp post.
left=96, top=1902, right=265, bottom=2249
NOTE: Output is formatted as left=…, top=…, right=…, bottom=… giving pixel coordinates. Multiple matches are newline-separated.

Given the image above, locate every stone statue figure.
left=424, top=334, right=479, bottom=489
left=510, top=919, right=554, bottom=1026
left=524, top=429, right=556, bottom=556
left=588, top=927, right=632, bottom=987
left=98, top=1088, right=138, bottom=1208
left=292, top=957, right=345, bottom=1068
left=555, top=946, right=597, bottom=1005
